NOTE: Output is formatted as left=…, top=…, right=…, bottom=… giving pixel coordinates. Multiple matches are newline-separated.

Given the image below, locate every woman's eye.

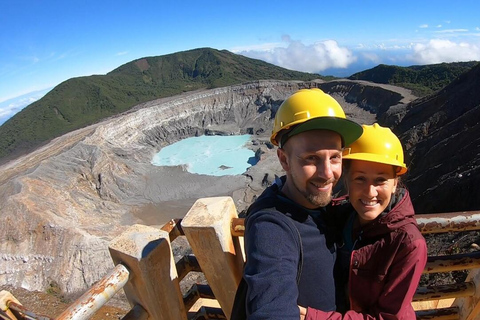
left=375, top=178, right=388, bottom=185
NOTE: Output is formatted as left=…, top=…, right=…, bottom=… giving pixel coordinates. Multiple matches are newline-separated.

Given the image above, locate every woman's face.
left=346, top=160, right=398, bottom=225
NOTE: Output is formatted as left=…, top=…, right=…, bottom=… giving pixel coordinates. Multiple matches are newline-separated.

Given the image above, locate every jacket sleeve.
left=305, top=237, right=427, bottom=320
left=244, top=211, right=301, bottom=320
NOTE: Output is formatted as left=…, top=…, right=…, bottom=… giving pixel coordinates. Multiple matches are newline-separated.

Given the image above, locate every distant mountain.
left=2, top=47, right=478, bottom=164
left=349, top=61, right=479, bottom=96
left=0, top=48, right=321, bottom=162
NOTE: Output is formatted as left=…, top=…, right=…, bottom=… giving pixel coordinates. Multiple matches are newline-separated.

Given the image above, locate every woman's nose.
left=366, top=184, right=378, bottom=197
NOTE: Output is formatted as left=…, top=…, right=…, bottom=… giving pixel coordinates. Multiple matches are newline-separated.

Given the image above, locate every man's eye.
left=331, top=154, right=342, bottom=162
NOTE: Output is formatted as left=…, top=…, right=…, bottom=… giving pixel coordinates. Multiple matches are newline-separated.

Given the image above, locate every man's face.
left=278, top=129, right=343, bottom=209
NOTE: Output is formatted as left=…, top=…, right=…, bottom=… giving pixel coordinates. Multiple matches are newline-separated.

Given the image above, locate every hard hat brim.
left=342, top=152, right=408, bottom=175
left=281, top=117, right=363, bottom=147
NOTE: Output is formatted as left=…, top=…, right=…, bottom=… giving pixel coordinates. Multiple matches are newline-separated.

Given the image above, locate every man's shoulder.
left=245, top=179, right=284, bottom=216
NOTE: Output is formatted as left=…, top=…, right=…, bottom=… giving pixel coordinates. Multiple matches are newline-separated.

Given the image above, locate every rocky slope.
left=0, top=79, right=414, bottom=295
left=383, top=63, right=480, bottom=214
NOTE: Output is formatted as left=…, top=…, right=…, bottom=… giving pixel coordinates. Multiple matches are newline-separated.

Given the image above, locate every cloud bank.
left=410, top=39, right=480, bottom=64
left=236, top=36, right=480, bottom=75
left=237, top=36, right=357, bottom=73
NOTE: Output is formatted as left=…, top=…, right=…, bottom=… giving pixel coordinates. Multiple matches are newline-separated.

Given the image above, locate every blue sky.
left=1, top=0, right=480, bottom=125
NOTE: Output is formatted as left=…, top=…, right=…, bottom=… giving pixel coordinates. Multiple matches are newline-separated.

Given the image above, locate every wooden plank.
left=413, top=298, right=456, bottom=311
left=416, top=212, right=480, bottom=234
left=0, top=290, right=21, bottom=320
left=415, top=306, right=460, bottom=320
left=456, top=267, right=480, bottom=320
left=414, top=282, right=476, bottom=301
left=233, top=211, right=480, bottom=237
left=181, top=197, right=245, bottom=320
left=424, top=252, right=480, bottom=273
left=109, top=224, right=187, bottom=320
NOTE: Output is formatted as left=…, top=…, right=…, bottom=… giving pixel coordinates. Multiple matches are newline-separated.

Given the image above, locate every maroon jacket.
left=306, top=189, right=427, bottom=320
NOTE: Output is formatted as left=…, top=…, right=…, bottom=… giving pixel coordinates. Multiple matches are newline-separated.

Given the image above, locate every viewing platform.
left=2, top=197, right=480, bottom=320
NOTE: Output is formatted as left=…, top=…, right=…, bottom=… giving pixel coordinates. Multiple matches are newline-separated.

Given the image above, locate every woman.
left=301, top=123, right=427, bottom=320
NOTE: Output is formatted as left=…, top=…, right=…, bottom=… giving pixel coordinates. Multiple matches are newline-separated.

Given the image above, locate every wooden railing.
left=2, top=197, right=480, bottom=320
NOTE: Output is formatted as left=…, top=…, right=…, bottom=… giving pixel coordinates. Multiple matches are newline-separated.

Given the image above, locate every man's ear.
left=277, top=148, right=289, bottom=171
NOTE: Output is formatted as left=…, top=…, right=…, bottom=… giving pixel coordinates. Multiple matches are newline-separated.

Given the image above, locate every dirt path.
left=0, top=125, right=97, bottom=186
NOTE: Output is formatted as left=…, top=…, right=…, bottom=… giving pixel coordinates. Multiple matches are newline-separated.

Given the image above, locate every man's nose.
left=316, top=160, right=333, bottom=180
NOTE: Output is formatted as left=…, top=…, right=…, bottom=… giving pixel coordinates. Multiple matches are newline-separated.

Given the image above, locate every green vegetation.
left=2, top=47, right=477, bottom=163
left=0, top=48, right=322, bottom=161
left=348, top=62, right=479, bottom=96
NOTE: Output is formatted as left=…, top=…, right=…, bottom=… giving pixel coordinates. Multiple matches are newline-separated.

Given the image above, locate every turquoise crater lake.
left=151, top=135, right=257, bottom=176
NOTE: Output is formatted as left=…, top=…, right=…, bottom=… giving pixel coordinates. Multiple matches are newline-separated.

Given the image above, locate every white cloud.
left=0, top=100, right=26, bottom=119
left=238, top=37, right=357, bottom=73
left=0, top=98, right=35, bottom=117
left=354, top=42, right=413, bottom=51
left=435, top=29, right=468, bottom=34
left=360, top=52, right=381, bottom=64
left=0, top=89, right=51, bottom=124
left=437, top=25, right=442, bottom=28
left=230, top=42, right=283, bottom=53
left=419, top=24, right=429, bottom=28
left=409, top=39, right=480, bottom=64
left=116, top=51, right=129, bottom=56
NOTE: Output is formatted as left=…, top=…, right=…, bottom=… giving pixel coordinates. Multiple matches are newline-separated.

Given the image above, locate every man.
left=242, top=88, right=363, bottom=319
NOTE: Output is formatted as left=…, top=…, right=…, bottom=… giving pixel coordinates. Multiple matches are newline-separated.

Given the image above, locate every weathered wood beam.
left=232, top=211, right=480, bottom=237
left=414, top=282, right=476, bottom=301
left=109, top=224, right=187, bottom=320
left=176, top=254, right=201, bottom=281
left=425, top=252, right=480, bottom=273
left=182, top=197, right=245, bottom=320
left=416, top=211, right=480, bottom=234
left=415, top=306, right=460, bottom=320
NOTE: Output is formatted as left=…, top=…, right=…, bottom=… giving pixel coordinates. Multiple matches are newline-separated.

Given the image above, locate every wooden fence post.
left=109, top=224, right=187, bottom=320
left=0, top=290, right=22, bottom=320
left=456, top=267, right=480, bottom=320
left=181, top=197, right=245, bottom=320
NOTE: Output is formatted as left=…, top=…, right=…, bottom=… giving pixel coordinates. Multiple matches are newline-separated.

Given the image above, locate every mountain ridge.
left=349, top=61, right=479, bottom=96
left=1, top=48, right=478, bottom=164
left=0, top=48, right=322, bottom=163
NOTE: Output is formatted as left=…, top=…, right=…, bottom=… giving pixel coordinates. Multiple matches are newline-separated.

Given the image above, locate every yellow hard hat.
left=270, top=88, right=363, bottom=147
left=342, top=123, right=408, bottom=175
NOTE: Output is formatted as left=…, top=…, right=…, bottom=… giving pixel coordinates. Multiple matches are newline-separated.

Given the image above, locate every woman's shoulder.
left=392, top=221, right=427, bottom=252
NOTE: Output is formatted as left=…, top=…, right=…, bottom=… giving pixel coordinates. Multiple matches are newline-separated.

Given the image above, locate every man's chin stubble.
left=307, top=193, right=332, bottom=207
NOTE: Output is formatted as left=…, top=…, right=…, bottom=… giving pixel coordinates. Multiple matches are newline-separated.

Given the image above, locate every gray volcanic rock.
left=391, top=63, right=480, bottom=213
left=0, top=79, right=413, bottom=294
